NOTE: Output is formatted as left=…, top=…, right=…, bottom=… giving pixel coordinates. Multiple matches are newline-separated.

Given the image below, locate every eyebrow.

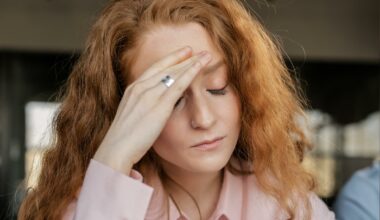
left=203, top=60, right=226, bottom=75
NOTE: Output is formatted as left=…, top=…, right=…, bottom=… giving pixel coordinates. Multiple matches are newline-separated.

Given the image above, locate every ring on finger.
left=161, top=75, right=175, bottom=88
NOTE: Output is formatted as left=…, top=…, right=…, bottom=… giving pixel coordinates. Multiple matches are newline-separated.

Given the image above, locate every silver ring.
left=161, top=75, right=175, bottom=88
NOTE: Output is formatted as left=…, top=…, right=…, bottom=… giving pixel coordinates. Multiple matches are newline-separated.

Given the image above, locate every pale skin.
left=94, top=23, right=241, bottom=219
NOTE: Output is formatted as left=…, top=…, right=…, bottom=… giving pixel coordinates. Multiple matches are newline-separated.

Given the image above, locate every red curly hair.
left=19, top=0, right=315, bottom=219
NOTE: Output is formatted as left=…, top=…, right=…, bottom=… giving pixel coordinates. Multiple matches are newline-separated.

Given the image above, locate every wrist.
left=93, top=152, right=134, bottom=175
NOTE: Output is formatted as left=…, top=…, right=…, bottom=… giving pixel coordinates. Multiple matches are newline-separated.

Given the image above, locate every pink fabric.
left=62, top=159, right=335, bottom=220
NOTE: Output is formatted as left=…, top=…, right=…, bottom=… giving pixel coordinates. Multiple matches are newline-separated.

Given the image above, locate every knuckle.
left=138, top=91, right=155, bottom=106
left=150, top=62, right=164, bottom=72
left=130, top=82, right=146, bottom=94
left=124, top=83, right=134, bottom=93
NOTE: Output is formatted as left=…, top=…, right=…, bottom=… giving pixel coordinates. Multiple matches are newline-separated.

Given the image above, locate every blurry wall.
left=248, top=0, right=379, bottom=62
left=0, top=0, right=107, bottom=52
left=0, top=0, right=378, bottom=62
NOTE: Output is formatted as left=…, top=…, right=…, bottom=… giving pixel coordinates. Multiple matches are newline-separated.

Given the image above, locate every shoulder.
left=307, top=193, right=336, bottom=220
left=343, top=162, right=380, bottom=193
left=232, top=171, right=335, bottom=219
left=233, top=172, right=288, bottom=219
left=336, top=162, right=379, bottom=204
left=333, top=162, right=380, bottom=220
left=61, top=160, right=156, bottom=220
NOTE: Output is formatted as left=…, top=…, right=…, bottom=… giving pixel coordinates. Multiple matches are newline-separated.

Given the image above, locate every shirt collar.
left=166, top=166, right=245, bottom=220
left=210, top=167, right=244, bottom=220
left=169, top=168, right=244, bottom=220
left=168, top=198, right=186, bottom=220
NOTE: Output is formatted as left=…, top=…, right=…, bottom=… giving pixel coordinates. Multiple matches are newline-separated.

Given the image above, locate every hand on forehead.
left=130, top=23, right=225, bottom=80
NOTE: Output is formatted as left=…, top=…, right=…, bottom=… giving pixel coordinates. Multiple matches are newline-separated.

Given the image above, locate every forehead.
left=129, top=22, right=224, bottom=79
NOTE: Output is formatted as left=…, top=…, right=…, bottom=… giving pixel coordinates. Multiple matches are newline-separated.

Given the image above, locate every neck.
left=160, top=160, right=224, bottom=219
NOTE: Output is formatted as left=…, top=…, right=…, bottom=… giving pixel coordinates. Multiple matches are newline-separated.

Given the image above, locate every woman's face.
left=129, top=23, right=241, bottom=174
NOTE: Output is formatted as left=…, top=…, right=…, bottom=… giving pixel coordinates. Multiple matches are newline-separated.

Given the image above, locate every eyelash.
left=174, top=85, right=228, bottom=108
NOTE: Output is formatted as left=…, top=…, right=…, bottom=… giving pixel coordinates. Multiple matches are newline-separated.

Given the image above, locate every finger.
left=122, top=56, right=210, bottom=125
left=135, top=51, right=208, bottom=90
left=136, top=46, right=193, bottom=81
left=119, top=52, right=210, bottom=115
left=119, top=51, right=211, bottom=120
left=159, top=52, right=212, bottom=107
left=135, top=50, right=205, bottom=84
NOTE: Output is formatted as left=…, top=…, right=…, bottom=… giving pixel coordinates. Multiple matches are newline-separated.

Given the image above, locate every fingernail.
left=200, top=53, right=212, bottom=62
left=180, top=46, right=192, bottom=55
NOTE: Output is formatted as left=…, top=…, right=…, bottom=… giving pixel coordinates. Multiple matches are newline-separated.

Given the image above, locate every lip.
left=191, top=136, right=225, bottom=150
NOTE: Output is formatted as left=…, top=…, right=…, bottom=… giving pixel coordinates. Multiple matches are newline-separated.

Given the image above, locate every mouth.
left=191, top=136, right=225, bottom=150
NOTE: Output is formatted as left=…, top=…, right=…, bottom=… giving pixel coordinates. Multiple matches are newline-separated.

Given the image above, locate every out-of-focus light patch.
left=24, top=101, right=60, bottom=188
left=306, top=109, right=332, bottom=128
left=305, top=110, right=337, bottom=155
left=303, top=155, right=336, bottom=197
left=303, top=110, right=337, bottom=197
left=305, top=110, right=380, bottom=157
left=25, top=148, right=44, bottom=189
left=344, top=112, right=380, bottom=157
left=25, top=101, right=60, bottom=149
left=303, top=110, right=380, bottom=197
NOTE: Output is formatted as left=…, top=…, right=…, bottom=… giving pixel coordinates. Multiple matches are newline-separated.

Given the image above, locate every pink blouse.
left=62, top=159, right=335, bottom=220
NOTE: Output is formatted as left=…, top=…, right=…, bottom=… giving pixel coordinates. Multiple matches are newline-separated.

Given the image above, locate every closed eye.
left=174, top=84, right=228, bottom=108
left=207, top=84, right=228, bottom=95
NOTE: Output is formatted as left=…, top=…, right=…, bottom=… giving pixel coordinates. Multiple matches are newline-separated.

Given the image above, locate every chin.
left=154, top=143, right=236, bottom=174
left=177, top=153, right=232, bottom=174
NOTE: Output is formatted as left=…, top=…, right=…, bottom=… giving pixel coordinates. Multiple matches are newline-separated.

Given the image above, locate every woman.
left=18, top=0, right=335, bottom=219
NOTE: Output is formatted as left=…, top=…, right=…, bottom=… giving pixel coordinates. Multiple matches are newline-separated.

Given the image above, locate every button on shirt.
left=63, top=159, right=335, bottom=220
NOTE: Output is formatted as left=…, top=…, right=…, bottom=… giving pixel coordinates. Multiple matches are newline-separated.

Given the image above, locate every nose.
left=189, top=94, right=217, bottom=129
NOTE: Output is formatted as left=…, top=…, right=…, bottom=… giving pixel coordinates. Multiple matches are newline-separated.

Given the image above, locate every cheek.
left=153, top=118, right=186, bottom=150
left=232, top=95, right=242, bottom=122
left=218, top=93, right=241, bottom=126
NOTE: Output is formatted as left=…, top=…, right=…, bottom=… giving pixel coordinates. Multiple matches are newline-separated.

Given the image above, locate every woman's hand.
left=93, top=47, right=212, bottom=174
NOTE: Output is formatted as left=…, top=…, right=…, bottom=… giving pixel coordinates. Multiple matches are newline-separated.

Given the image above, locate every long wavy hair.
left=18, top=0, right=315, bottom=219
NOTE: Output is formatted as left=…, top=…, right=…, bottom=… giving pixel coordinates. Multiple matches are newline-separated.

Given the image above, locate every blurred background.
left=0, top=0, right=379, bottom=219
